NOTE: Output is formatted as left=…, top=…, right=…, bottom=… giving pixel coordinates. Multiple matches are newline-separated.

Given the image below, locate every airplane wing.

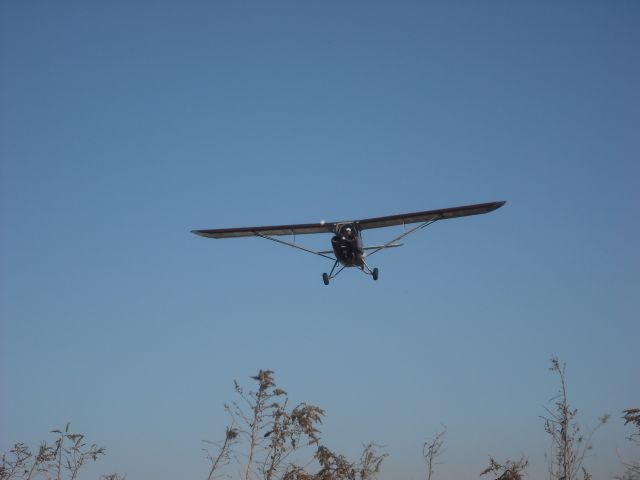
left=191, top=222, right=335, bottom=239
left=356, top=201, right=506, bottom=230
left=191, top=201, right=505, bottom=239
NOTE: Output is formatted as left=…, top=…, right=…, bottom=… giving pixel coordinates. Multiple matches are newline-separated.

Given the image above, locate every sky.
left=1, top=1, right=639, bottom=479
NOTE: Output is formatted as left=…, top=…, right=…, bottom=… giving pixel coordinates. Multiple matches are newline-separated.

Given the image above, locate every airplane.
left=192, top=200, right=505, bottom=285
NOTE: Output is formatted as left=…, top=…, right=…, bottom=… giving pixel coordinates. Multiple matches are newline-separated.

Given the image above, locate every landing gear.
left=323, top=259, right=379, bottom=285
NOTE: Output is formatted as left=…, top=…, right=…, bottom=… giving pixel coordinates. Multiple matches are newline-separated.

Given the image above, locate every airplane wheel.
left=372, top=268, right=379, bottom=281
left=322, top=273, right=330, bottom=285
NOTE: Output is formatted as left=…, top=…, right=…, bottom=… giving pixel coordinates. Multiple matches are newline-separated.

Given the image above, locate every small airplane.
left=192, top=200, right=505, bottom=285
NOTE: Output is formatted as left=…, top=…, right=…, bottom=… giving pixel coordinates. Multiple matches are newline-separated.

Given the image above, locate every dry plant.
left=355, top=444, right=387, bottom=480
left=208, top=370, right=386, bottom=480
left=480, top=456, right=528, bottom=480
left=0, top=442, right=54, bottom=480
left=203, top=427, right=239, bottom=480
left=617, top=408, right=640, bottom=480
left=422, top=426, right=446, bottom=480
left=220, top=370, right=325, bottom=480
left=0, top=423, right=109, bottom=480
left=261, top=401, right=324, bottom=480
left=623, top=409, right=640, bottom=444
left=282, top=444, right=386, bottom=480
left=542, top=356, right=609, bottom=480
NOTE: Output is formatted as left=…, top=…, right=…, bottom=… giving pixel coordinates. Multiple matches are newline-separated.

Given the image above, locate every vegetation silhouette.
left=541, top=356, right=610, bottom=480
left=1, top=358, right=636, bottom=480
left=422, top=426, right=446, bottom=480
left=617, top=408, right=640, bottom=480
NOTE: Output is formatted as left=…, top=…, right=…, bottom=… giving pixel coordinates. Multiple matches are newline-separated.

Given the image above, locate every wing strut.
left=364, top=217, right=441, bottom=258
left=254, top=232, right=336, bottom=261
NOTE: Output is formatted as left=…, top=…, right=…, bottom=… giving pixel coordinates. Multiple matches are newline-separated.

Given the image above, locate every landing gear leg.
left=361, top=258, right=379, bottom=281
left=322, top=259, right=340, bottom=286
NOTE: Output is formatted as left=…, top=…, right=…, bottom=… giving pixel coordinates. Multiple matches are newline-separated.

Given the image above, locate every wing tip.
left=481, top=200, right=506, bottom=214
left=191, top=230, right=210, bottom=238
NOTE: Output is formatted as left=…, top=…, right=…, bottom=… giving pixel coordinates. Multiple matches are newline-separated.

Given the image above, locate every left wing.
left=356, top=201, right=505, bottom=230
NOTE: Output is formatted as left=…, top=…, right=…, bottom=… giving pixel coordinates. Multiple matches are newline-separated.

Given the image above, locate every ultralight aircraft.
left=192, top=201, right=505, bottom=285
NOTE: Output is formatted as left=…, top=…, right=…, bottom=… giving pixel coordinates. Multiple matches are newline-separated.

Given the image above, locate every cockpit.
left=338, top=223, right=358, bottom=236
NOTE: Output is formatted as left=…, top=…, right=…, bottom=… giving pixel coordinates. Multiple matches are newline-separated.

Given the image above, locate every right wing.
left=191, top=222, right=335, bottom=239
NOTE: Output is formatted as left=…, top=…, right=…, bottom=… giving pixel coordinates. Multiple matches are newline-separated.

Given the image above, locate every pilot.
left=341, top=227, right=356, bottom=262
left=343, top=227, right=355, bottom=241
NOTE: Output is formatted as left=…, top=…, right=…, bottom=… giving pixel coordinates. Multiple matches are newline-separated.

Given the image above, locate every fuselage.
left=331, top=223, right=364, bottom=267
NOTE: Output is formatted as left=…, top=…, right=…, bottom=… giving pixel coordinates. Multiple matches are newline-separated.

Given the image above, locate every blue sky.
left=1, top=1, right=638, bottom=479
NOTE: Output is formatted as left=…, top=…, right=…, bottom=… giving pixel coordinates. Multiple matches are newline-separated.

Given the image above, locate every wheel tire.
left=322, top=273, right=330, bottom=285
left=372, top=268, right=379, bottom=281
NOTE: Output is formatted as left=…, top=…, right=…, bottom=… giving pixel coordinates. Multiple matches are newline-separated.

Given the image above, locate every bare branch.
left=423, top=426, right=446, bottom=480
left=542, top=356, right=608, bottom=480
left=205, top=427, right=239, bottom=480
